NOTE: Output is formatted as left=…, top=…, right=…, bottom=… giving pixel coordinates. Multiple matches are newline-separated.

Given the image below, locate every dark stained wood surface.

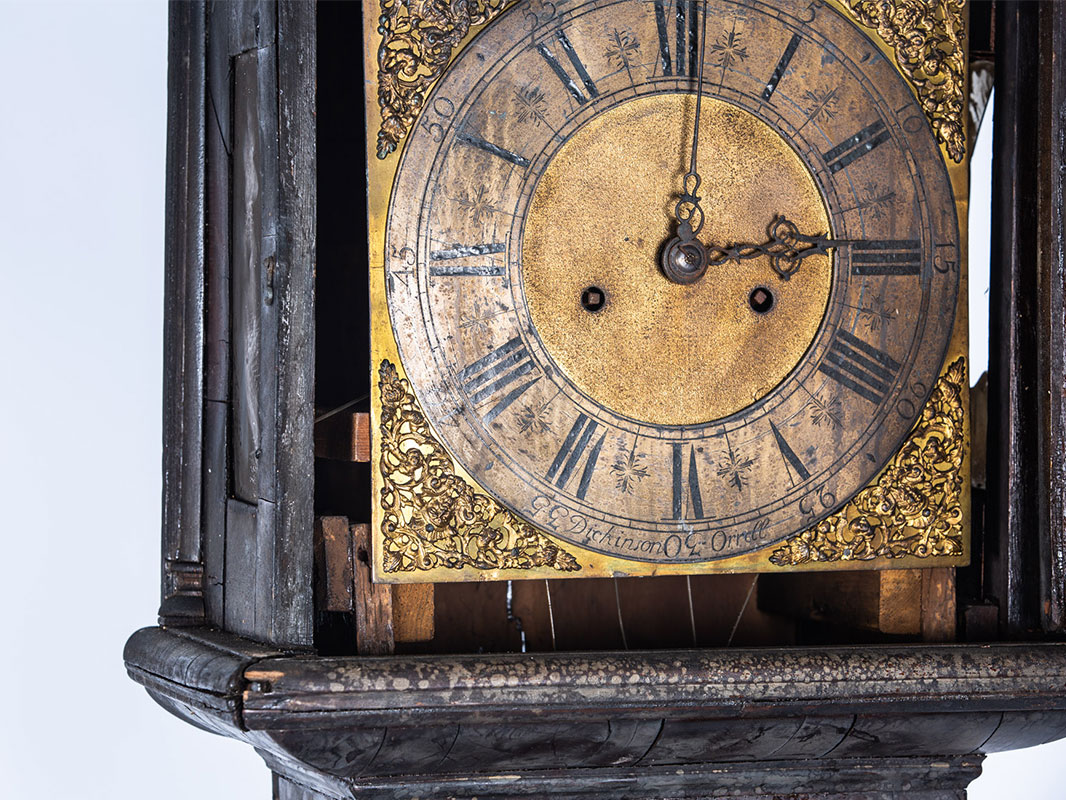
left=159, top=0, right=206, bottom=626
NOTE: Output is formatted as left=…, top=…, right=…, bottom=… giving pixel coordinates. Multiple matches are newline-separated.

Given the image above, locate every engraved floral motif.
left=717, top=443, right=755, bottom=493
left=455, top=185, right=500, bottom=226
left=806, top=392, right=843, bottom=429
left=841, top=0, right=966, bottom=162
left=375, top=0, right=515, bottom=159
left=710, top=21, right=748, bottom=76
left=513, top=84, right=550, bottom=127
left=610, top=439, right=650, bottom=494
left=378, top=361, right=581, bottom=573
left=603, top=27, right=640, bottom=82
left=770, top=357, right=966, bottom=566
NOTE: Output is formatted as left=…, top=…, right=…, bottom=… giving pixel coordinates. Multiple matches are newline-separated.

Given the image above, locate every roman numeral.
left=654, top=0, right=699, bottom=78
left=769, top=420, right=811, bottom=484
left=547, top=414, right=607, bottom=500
left=850, top=240, right=922, bottom=276
left=822, top=120, right=891, bottom=173
left=458, top=336, right=539, bottom=423
left=671, top=443, right=705, bottom=520
left=429, top=242, right=506, bottom=277
left=762, top=33, right=801, bottom=101
left=456, top=130, right=530, bottom=168
left=818, top=329, right=901, bottom=405
left=536, top=30, right=599, bottom=106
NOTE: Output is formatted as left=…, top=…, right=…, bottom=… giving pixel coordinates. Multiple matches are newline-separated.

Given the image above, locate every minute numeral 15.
left=818, top=329, right=901, bottom=405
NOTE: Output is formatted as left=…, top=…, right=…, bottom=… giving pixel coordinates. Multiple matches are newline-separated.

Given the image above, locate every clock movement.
left=367, top=0, right=969, bottom=581
left=124, top=1, right=1066, bottom=798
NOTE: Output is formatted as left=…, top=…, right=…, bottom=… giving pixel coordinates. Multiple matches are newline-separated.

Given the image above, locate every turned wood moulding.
left=125, top=1, right=1066, bottom=798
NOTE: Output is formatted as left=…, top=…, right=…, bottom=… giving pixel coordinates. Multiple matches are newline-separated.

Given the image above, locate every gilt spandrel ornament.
left=375, top=0, right=516, bottom=159
left=771, top=357, right=966, bottom=566
left=841, top=0, right=967, bottom=162
left=378, top=360, right=581, bottom=574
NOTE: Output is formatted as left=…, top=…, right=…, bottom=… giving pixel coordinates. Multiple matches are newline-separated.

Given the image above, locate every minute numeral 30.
left=823, top=120, right=891, bottom=173
left=536, top=30, right=599, bottom=106
left=818, top=329, right=901, bottom=405
left=654, top=0, right=699, bottom=78
left=547, top=414, right=607, bottom=500
left=458, top=337, right=539, bottom=423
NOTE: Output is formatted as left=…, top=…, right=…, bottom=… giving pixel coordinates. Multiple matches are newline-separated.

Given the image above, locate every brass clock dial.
left=378, top=0, right=961, bottom=570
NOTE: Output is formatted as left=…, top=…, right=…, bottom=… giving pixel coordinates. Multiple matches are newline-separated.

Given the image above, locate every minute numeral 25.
left=536, top=30, right=599, bottom=106
left=818, top=329, right=901, bottom=405
left=458, top=337, right=539, bottom=423
left=654, top=0, right=699, bottom=78
left=547, top=414, right=607, bottom=500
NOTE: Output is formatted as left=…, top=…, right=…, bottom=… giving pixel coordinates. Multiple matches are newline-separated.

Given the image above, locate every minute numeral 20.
left=823, top=120, right=891, bottom=173
left=818, top=329, right=901, bottom=405
left=547, top=414, right=607, bottom=500
left=458, top=337, right=539, bottom=423
left=851, top=240, right=921, bottom=276
left=671, top=444, right=705, bottom=520
left=654, top=0, right=699, bottom=78
left=536, top=30, right=599, bottom=106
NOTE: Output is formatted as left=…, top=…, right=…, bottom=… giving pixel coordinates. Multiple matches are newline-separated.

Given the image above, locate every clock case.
left=124, top=2, right=1066, bottom=798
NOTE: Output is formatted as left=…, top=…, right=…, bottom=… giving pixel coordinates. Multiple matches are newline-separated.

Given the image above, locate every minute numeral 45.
left=850, top=240, right=921, bottom=276
left=547, top=414, right=607, bottom=500
left=671, top=443, right=705, bottom=520
left=818, top=329, right=901, bottom=405
left=536, top=30, right=599, bottom=106
left=458, top=336, right=539, bottom=423
left=823, top=120, right=891, bottom=173
left=654, top=0, right=699, bottom=78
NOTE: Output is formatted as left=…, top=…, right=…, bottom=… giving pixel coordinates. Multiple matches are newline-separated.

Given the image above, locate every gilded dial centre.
left=522, top=94, right=832, bottom=425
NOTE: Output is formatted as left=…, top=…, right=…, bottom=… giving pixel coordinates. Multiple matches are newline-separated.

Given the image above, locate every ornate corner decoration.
left=375, top=0, right=515, bottom=159
left=770, top=357, right=966, bottom=566
left=841, top=0, right=967, bottom=163
left=378, top=361, right=582, bottom=573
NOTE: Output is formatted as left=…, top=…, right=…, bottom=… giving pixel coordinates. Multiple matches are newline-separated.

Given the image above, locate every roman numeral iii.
left=851, top=240, right=922, bottom=276
left=818, top=329, right=901, bottom=405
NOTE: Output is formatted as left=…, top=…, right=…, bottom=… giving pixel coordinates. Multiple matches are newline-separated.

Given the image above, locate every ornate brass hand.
left=707, top=215, right=844, bottom=280
left=661, top=0, right=711, bottom=286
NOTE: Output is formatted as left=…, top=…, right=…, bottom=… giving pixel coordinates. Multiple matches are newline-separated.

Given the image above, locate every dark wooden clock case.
left=125, top=2, right=1066, bottom=798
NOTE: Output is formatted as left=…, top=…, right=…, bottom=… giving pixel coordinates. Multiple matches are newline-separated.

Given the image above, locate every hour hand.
left=707, top=215, right=845, bottom=280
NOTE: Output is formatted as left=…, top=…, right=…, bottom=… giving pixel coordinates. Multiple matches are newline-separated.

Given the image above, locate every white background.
left=0, top=1, right=1061, bottom=797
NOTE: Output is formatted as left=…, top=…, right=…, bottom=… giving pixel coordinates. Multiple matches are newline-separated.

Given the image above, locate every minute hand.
left=707, top=215, right=850, bottom=280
